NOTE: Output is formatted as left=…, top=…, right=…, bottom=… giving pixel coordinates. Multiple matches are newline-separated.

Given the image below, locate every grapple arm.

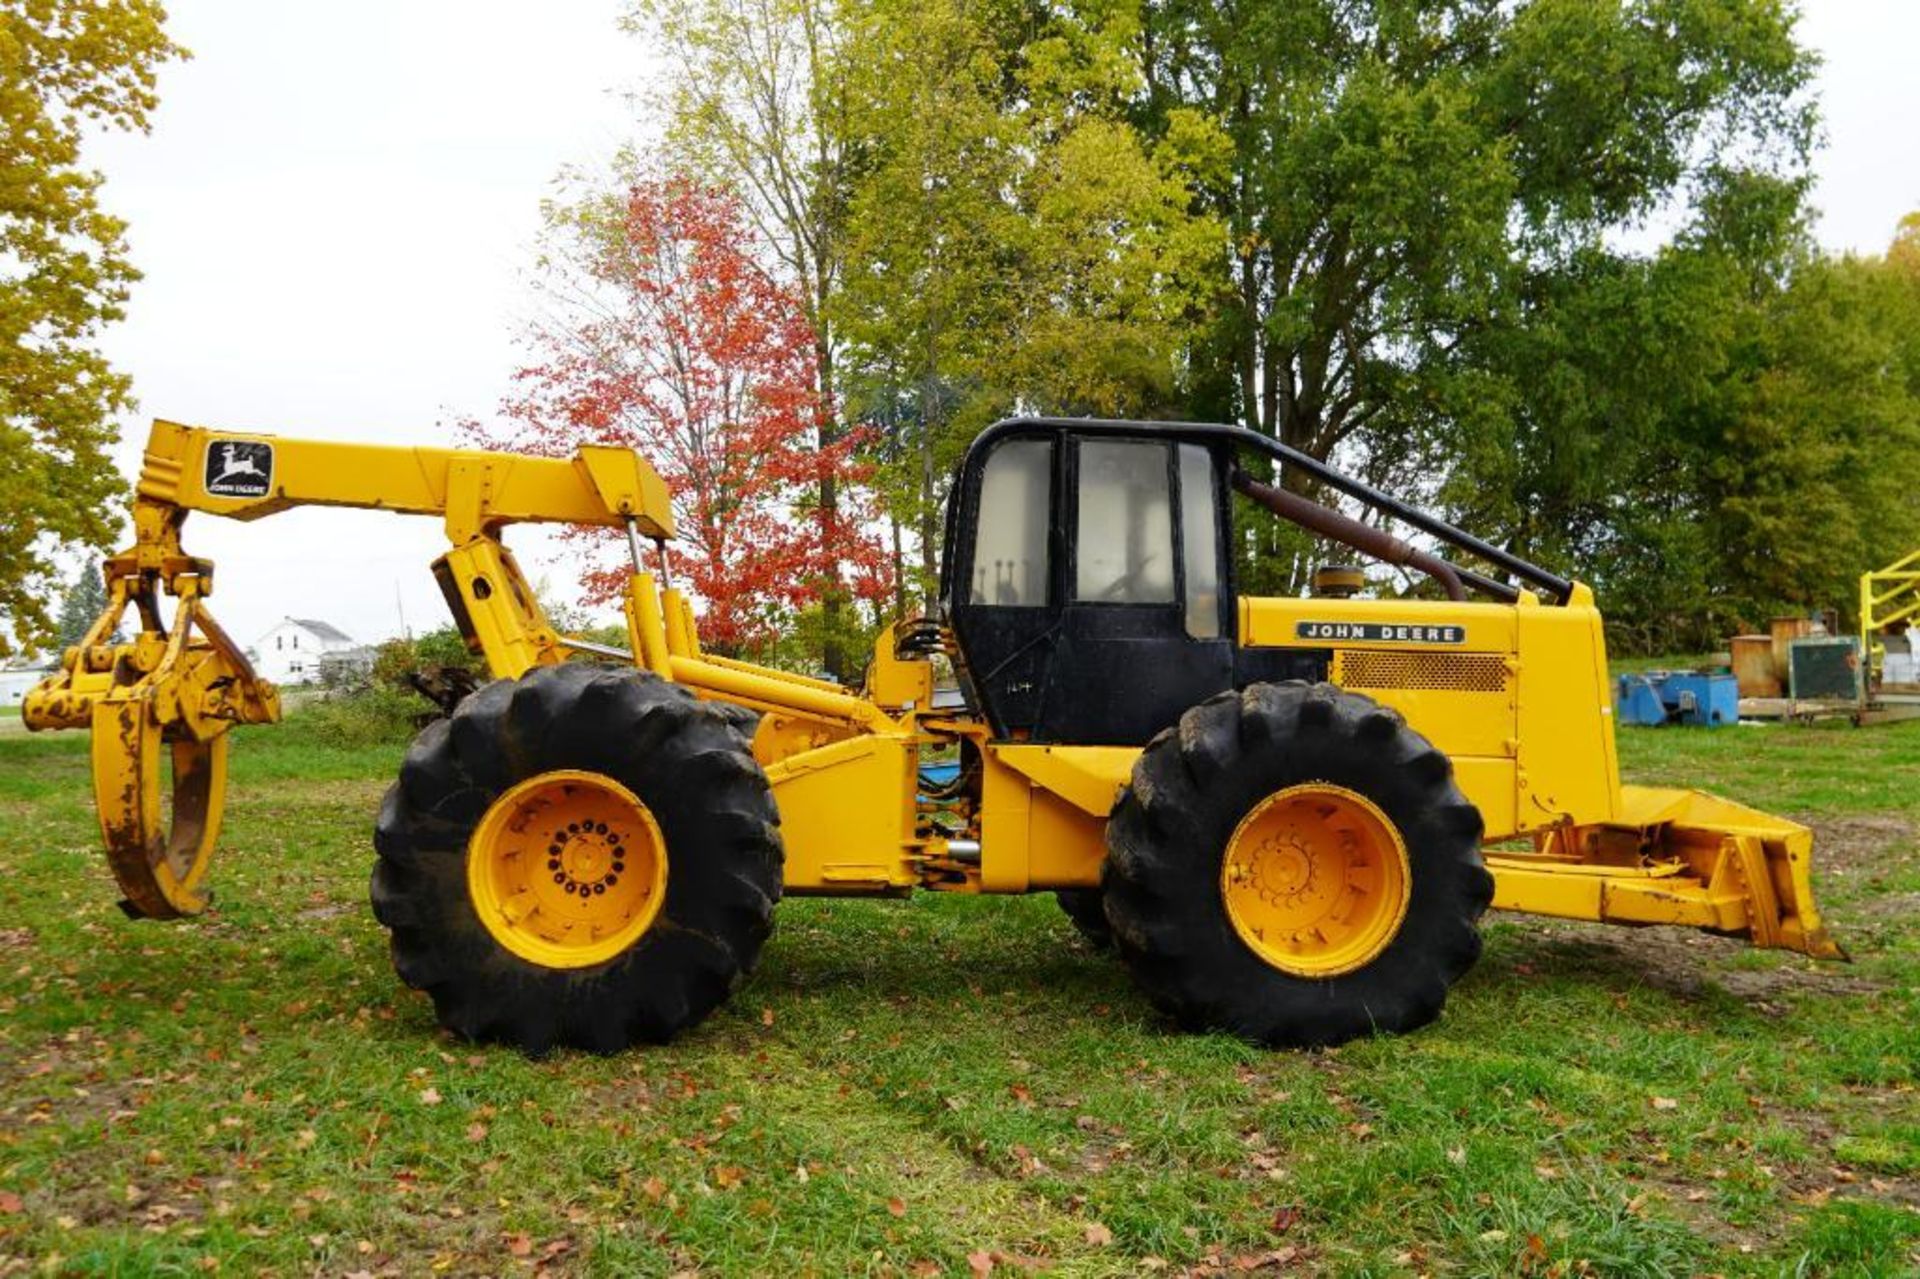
left=25, top=417, right=680, bottom=918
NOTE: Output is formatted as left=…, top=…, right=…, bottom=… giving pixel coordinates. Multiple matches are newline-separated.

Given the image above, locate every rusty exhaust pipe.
left=1231, top=470, right=1467, bottom=602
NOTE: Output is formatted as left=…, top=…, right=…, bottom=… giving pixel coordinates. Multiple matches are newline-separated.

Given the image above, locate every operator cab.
left=941, top=420, right=1321, bottom=744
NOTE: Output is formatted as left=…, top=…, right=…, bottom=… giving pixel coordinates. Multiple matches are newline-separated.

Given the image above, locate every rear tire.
left=1102, top=682, right=1491, bottom=1047
left=370, top=664, right=782, bottom=1055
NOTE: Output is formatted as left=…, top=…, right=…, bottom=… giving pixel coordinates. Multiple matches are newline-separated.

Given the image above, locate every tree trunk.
left=814, top=329, right=846, bottom=680
left=918, top=409, right=939, bottom=614
left=890, top=512, right=907, bottom=620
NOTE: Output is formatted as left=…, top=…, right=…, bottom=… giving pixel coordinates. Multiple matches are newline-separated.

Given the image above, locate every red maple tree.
left=467, top=174, right=892, bottom=656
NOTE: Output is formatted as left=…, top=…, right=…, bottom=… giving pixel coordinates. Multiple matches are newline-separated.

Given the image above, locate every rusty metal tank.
left=1770, top=616, right=1814, bottom=683
left=1731, top=634, right=1781, bottom=698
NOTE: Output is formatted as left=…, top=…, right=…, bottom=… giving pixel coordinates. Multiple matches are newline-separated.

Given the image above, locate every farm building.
left=251, top=618, right=358, bottom=686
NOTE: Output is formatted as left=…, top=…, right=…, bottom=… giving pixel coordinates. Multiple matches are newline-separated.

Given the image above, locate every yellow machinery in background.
left=27, top=416, right=1842, bottom=1054
left=1861, top=549, right=1920, bottom=687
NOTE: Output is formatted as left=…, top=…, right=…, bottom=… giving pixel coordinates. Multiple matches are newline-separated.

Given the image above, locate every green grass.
left=0, top=708, right=1916, bottom=1276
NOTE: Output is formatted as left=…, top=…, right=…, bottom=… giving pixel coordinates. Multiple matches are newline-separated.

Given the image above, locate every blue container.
left=1615, top=671, right=1738, bottom=727
left=1615, top=674, right=1670, bottom=726
left=1659, top=672, right=1739, bottom=726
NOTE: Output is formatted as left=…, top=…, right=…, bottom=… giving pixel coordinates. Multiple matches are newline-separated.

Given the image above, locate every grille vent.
left=1335, top=650, right=1509, bottom=693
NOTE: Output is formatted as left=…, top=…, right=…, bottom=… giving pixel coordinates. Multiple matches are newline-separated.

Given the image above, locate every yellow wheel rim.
left=467, top=770, right=668, bottom=970
left=1220, top=783, right=1411, bottom=978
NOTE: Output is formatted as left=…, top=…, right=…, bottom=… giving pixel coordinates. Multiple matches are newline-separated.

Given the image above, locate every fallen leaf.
left=1447, top=1147, right=1467, bottom=1166
left=760, top=1007, right=775, bottom=1027
left=1084, top=1222, right=1113, bottom=1246
left=0, top=1191, right=21, bottom=1214
left=418, top=1087, right=442, bottom=1106
left=967, top=1251, right=995, bottom=1277
left=1534, top=1163, right=1559, bottom=1180
left=504, top=1232, right=533, bottom=1257
left=1008, top=1083, right=1033, bottom=1105
left=466, top=1122, right=488, bottom=1142
left=887, top=1196, right=907, bottom=1218
left=713, top=1165, right=746, bottom=1190
left=641, top=1176, right=667, bottom=1202
left=295, top=1129, right=317, bottom=1150
left=1650, top=1096, right=1678, bottom=1111
left=1271, top=1204, right=1301, bottom=1233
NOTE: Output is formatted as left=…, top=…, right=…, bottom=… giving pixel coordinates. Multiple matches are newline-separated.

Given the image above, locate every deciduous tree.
left=468, top=175, right=891, bottom=657
left=1125, top=0, right=1815, bottom=482
left=0, top=0, right=184, bottom=656
left=626, top=0, right=865, bottom=669
left=833, top=0, right=1222, bottom=601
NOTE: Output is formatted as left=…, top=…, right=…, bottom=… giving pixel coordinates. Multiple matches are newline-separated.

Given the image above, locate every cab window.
left=969, top=437, right=1052, bottom=606
left=1179, top=443, right=1222, bottom=638
left=1074, top=439, right=1174, bottom=603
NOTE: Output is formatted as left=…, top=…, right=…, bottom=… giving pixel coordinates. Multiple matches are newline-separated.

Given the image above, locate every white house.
left=0, top=659, right=57, bottom=707
left=251, top=618, right=358, bottom=686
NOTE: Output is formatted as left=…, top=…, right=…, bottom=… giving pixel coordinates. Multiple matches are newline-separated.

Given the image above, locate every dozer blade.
left=1485, top=785, right=1845, bottom=959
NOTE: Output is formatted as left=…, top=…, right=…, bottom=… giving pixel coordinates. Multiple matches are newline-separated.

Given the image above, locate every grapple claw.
left=93, top=699, right=231, bottom=919
left=24, top=520, right=278, bottom=920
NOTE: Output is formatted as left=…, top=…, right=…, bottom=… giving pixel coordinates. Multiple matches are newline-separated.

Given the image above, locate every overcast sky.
left=80, top=0, right=1920, bottom=652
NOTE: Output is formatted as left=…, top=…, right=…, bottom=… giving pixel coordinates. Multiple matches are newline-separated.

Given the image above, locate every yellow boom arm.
left=25, top=419, right=679, bottom=916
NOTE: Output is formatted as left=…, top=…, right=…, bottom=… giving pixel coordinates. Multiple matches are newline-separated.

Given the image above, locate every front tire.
left=370, top=664, right=782, bottom=1055
left=1102, top=682, right=1491, bottom=1047
left=1055, top=888, right=1113, bottom=949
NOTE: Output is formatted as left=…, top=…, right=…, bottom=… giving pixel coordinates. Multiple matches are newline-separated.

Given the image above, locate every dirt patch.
left=1767, top=1100, right=1920, bottom=1213
left=1804, top=813, right=1917, bottom=875
left=1800, top=813, right=1920, bottom=924
left=295, top=902, right=355, bottom=921
left=1497, top=919, right=1885, bottom=1010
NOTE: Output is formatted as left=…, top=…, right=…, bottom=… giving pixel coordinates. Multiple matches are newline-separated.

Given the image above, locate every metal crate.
left=1787, top=636, right=1863, bottom=701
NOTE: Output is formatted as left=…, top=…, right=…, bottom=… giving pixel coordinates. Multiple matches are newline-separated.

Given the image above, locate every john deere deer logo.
left=204, top=439, right=273, bottom=497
